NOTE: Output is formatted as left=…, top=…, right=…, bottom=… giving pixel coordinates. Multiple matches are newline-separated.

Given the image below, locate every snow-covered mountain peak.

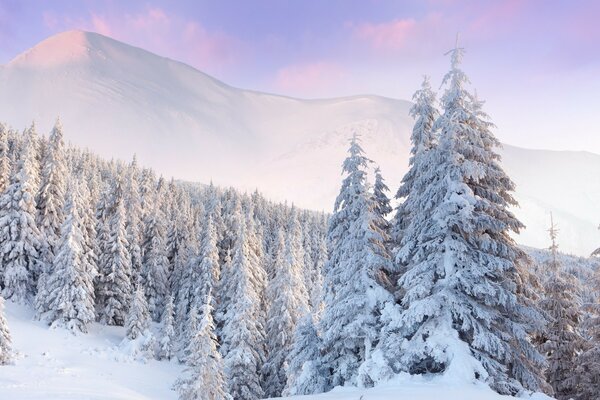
left=0, top=32, right=598, bottom=255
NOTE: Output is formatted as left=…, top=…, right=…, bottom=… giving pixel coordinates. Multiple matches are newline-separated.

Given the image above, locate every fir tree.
left=320, top=134, right=394, bottom=388
left=262, top=228, right=307, bottom=397
left=36, top=120, right=67, bottom=280
left=395, top=44, right=545, bottom=395
left=159, top=294, right=175, bottom=360
left=222, top=217, right=264, bottom=400
left=539, top=215, right=583, bottom=399
left=0, top=127, right=42, bottom=303
left=96, top=186, right=132, bottom=326
left=284, top=315, right=327, bottom=396
left=140, top=201, right=169, bottom=321
left=176, top=294, right=230, bottom=400
left=0, top=124, right=10, bottom=194
left=125, top=286, right=151, bottom=341
left=45, top=180, right=95, bottom=333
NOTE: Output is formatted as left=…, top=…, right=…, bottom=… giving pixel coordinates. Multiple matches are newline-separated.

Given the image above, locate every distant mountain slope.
left=0, top=30, right=598, bottom=255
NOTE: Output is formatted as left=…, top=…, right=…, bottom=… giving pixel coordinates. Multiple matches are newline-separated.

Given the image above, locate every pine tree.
left=395, top=45, right=545, bottom=395
left=262, top=227, right=308, bottom=397
left=159, top=294, right=175, bottom=360
left=36, top=120, right=67, bottom=284
left=124, top=156, right=143, bottom=285
left=0, top=128, right=43, bottom=303
left=96, top=186, right=132, bottom=326
left=176, top=294, right=230, bottom=400
left=0, top=296, right=13, bottom=365
left=222, top=217, right=264, bottom=400
left=539, top=215, right=583, bottom=399
left=140, top=201, right=169, bottom=321
left=320, top=134, right=394, bottom=388
left=45, top=180, right=95, bottom=333
left=0, top=124, right=10, bottom=194
left=391, top=76, right=439, bottom=248
left=284, top=315, right=327, bottom=396
left=125, top=287, right=151, bottom=341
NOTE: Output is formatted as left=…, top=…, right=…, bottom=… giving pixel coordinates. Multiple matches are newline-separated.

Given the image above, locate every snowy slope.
left=0, top=302, right=182, bottom=399
left=0, top=301, right=552, bottom=400
left=0, top=30, right=598, bottom=255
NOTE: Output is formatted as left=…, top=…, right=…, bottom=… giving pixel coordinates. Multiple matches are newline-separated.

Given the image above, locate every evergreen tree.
left=36, top=120, right=67, bottom=282
left=140, top=201, right=169, bottom=321
left=159, top=294, right=175, bottom=360
left=284, top=315, right=327, bottom=396
left=124, top=156, right=143, bottom=285
left=0, top=128, right=42, bottom=303
left=45, top=180, right=95, bottom=333
left=320, top=134, right=394, bottom=388
left=125, top=286, right=151, bottom=341
left=96, top=186, right=132, bottom=326
left=0, top=296, right=13, bottom=365
left=391, top=76, right=439, bottom=248
left=395, top=45, right=545, bottom=395
left=222, top=217, right=264, bottom=400
left=262, top=228, right=307, bottom=397
left=539, top=216, right=583, bottom=399
left=176, top=294, right=230, bottom=400
left=0, top=124, right=10, bottom=194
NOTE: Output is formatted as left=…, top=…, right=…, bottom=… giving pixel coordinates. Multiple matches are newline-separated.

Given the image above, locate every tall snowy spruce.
left=284, top=315, right=328, bottom=396
left=125, top=286, right=151, bottom=341
left=395, top=45, right=545, bottom=395
left=391, top=75, right=438, bottom=251
left=576, top=263, right=600, bottom=400
left=320, top=134, right=394, bottom=389
left=0, top=296, right=13, bottom=364
left=96, top=182, right=132, bottom=326
left=539, top=216, right=583, bottom=399
left=44, top=180, right=95, bottom=333
left=0, top=124, right=10, bottom=194
left=176, top=294, right=230, bottom=400
left=221, top=214, right=265, bottom=400
left=159, top=294, right=176, bottom=361
left=262, top=227, right=308, bottom=398
left=0, top=127, right=43, bottom=303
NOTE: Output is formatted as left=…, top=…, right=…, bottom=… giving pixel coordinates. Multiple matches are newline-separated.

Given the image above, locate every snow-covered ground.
left=0, top=30, right=598, bottom=256
left=0, top=301, right=554, bottom=400
left=276, top=374, right=552, bottom=400
left=0, top=301, right=182, bottom=399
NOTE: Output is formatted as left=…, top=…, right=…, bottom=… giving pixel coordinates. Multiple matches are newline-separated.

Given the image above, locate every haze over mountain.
left=0, top=30, right=598, bottom=256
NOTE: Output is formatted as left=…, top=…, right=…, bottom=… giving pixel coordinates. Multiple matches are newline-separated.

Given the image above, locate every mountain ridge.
left=0, top=30, right=598, bottom=256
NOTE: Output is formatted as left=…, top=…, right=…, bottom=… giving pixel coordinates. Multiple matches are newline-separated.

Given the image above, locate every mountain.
left=0, top=30, right=598, bottom=256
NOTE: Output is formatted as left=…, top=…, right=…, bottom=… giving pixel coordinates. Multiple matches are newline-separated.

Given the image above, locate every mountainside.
left=0, top=30, right=598, bottom=255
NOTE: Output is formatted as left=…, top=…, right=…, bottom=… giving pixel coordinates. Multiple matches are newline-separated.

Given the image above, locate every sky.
left=0, top=0, right=599, bottom=153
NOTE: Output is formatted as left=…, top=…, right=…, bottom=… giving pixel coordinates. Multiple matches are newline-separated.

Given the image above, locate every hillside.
left=0, top=30, right=598, bottom=255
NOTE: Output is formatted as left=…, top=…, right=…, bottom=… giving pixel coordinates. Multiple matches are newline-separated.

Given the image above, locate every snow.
left=0, top=30, right=598, bottom=257
left=276, top=373, right=553, bottom=400
left=0, top=301, right=182, bottom=399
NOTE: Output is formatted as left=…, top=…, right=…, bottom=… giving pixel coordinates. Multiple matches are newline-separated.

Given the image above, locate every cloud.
left=274, top=61, right=347, bottom=96
left=354, top=18, right=418, bottom=50
left=41, top=7, right=242, bottom=73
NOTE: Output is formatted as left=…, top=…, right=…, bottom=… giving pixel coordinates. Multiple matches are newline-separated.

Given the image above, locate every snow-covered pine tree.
left=36, top=120, right=67, bottom=282
left=0, top=296, right=13, bottom=364
left=395, top=45, right=544, bottom=395
left=221, top=215, right=264, bottom=400
left=539, top=215, right=583, bottom=399
left=159, top=294, right=175, bottom=361
left=319, top=134, right=394, bottom=388
left=45, top=180, right=95, bottom=333
left=124, top=156, right=143, bottom=285
left=262, top=227, right=308, bottom=397
left=125, top=286, right=151, bottom=341
left=0, top=127, right=43, bottom=303
left=140, top=200, right=169, bottom=321
left=284, top=315, right=327, bottom=396
left=593, top=224, right=600, bottom=257
left=96, top=182, right=132, bottom=326
left=0, top=123, right=10, bottom=194
left=391, top=76, right=438, bottom=249
left=176, top=293, right=230, bottom=400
